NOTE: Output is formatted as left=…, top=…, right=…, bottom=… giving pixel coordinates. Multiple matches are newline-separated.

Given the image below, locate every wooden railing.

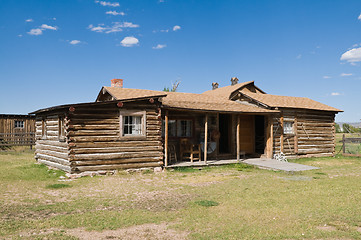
left=0, top=132, right=35, bottom=147
left=342, top=134, right=361, bottom=157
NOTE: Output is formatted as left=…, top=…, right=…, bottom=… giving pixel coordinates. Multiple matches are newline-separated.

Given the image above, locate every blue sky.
left=1, top=0, right=361, bottom=122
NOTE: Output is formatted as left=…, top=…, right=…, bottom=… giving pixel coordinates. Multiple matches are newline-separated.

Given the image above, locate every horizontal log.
left=36, top=144, right=68, bottom=153
left=67, top=130, right=119, bottom=137
left=69, top=136, right=120, bottom=142
left=297, top=122, right=334, bottom=127
left=70, top=145, right=162, bottom=154
left=69, top=119, right=119, bottom=125
left=67, top=125, right=119, bottom=130
left=36, top=153, right=71, bottom=166
left=69, top=140, right=162, bottom=148
left=36, top=149, right=68, bottom=160
left=37, top=159, right=71, bottom=172
left=75, top=161, right=163, bottom=172
left=36, top=139, right=67, bottom=147
left=70, top=151, right=162, bottom=161
left=73, top=157, right=162, bottom=166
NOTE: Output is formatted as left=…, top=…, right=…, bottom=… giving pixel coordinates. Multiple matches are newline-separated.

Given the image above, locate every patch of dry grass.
left=1, top=150, right=361, bottom=239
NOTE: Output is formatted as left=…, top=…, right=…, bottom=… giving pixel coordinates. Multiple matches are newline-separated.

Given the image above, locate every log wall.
left=272, top=109, right=336, bottom=158
left=66, top=102, right=163, bottom=173
left=34, top=101, right=163, bottom=173
left=35, top=114, right=70, bottom=172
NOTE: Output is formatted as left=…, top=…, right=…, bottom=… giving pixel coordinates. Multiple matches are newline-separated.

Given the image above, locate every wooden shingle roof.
left=241, top=92, right=342, bottom=112
left=102, top=87, right=277, bottom=114
left=203, top=81, right=342, bottom=112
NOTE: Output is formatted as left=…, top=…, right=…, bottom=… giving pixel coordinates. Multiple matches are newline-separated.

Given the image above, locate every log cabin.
left=31, top=78, right=342, bottom=173
left=0, top=114, right=36, bottom=147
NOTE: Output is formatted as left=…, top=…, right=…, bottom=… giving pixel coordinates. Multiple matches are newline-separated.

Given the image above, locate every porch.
left=162, top=109, right=275, bottom=167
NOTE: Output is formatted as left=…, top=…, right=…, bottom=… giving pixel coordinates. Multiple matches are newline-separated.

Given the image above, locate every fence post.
left=342, top=134, right=345, bottom=154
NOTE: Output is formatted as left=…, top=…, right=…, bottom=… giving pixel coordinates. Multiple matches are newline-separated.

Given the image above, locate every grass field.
left=1, top=148, right=361, bottom=239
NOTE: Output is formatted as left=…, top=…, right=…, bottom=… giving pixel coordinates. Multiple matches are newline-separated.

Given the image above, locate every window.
left=14, top=120, right=24, bottom=128
left=123, top=116, right=142, bottom=135
left=283, top=121, right=294, bottom=134
left=177, top=120, right=192, bottom=137
left=162, top=119, right=193, bottom=138
left=119, top=111, right=146, bottom=137
left=58, top=116, right=65, bottom=140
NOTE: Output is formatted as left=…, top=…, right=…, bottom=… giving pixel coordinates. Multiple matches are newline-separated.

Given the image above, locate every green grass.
left=46, top=184, right=72, bottom=189
left=1, top=150, right=361, bottom=239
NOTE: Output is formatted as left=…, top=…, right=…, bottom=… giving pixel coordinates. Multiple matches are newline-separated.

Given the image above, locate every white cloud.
left=296, top=54, right=302, bottom=59
left=88, top=22, right=138, bottom=33
left=120, top=36, right=139, bottom=47
left=27, top=28, right=43, bottom=35
left=340, top=47, right=361, bottom=64
left=69, top=40, right=81, bottom=45
left=331, top=92, right=340, bottom=96
left=340, top=73, right=353, bottom=77
left=95, top=1, right=120, bottom=7
left=40, top=24, right=58, bottom=30
left=323, top=76, right=331, bottom=79
left=358, top=14, right=361, bottom=20
left=153, top=44, right=166, bottom=49
left=106, top=10, right=125, bottom=16
left=53, top=17, right=56, bottom=20
left=173, top=25, right=181, bottom=31
left=18, top=34, right=23, bottom=37
left=25, top=19, right=33, bottom=22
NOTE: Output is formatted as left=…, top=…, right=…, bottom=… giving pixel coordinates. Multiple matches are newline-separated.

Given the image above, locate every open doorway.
left=255, top=115, right=265, bottom=154
left=219, top=114, right=231, bottom=153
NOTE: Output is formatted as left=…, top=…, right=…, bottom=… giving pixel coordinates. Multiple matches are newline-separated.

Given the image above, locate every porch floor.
left=243, top=158, right=319, bottom=172
left=166, top=158, right=319, bottom=172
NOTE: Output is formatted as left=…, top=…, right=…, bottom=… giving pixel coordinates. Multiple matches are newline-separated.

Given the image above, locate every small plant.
left=46, top=183, right=71, bottom=189
left=314, top=172, right=327, bottom=175
left=173, top=167, right=201, bottom=173
left=195, top=200, right=219, bottom=207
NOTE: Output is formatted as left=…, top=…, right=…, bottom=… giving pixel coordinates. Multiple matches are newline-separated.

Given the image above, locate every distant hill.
left=336, top=122, right=361, bottom=128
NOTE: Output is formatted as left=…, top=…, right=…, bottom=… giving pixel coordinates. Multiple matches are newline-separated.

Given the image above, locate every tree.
left=163, top=80, right=180, bottom=92
left=335, top=123, right=341, bottom=133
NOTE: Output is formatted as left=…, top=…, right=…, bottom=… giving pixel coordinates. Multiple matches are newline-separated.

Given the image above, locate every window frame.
left=58, top=116, right=66, bottom=142
left=41, top=118, right=47, bottom=139
left=14, top=120, right=24, bottom=129
left=283, top=121, right=294, bottom=135
left=119, top=110, right=146, bottom=138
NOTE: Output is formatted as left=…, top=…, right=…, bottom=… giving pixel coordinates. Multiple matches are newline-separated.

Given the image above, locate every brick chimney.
left=111, top=79, right=123, bottom=88
left=212, top=82, right=219, bottom=90
left=231, top=77, right=238, bottom=86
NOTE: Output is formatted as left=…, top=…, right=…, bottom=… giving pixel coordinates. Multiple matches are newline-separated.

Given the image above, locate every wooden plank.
left=204, top=114, right=208, bottom=164
left=236, top=115, right=240, bottom=161
left=280, top=113, right=284, bottom=153
left=75, top=161, right=163, bottom=172
left=294, top=113, right=298, bottom=154
left=165, top=111, right=169, bottom=167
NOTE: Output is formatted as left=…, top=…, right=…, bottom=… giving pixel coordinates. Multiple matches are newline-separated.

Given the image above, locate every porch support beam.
left=280, top=113, right=284, bottom=153
left=236, top=115, right=240, bottom=161
left=204, top=114, right=208, bottom=164
left=266, top=115, right=274, bottom=158
left=164, top=111, right=169, bottom=167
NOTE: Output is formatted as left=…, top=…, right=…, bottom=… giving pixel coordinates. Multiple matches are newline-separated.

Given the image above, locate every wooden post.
left=216, top=113, right=219, bottom=159
left=236, top=115, right=240, bottom=161
left=294, top=113, right=298, bottom=154
left=280, top=114, right=284, bottom=153
left=204, top=114, right=208, bottom=164
left=164, top=111, right=169, bottom=167
left=266, top=115, right=273, bottom=158
left=342, top=134, right=345, bottom=154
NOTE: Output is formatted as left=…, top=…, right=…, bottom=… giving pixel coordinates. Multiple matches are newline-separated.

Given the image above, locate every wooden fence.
left=0, top=132, right=35, bottom=148
left=342, top=134, right=361, bottom=157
